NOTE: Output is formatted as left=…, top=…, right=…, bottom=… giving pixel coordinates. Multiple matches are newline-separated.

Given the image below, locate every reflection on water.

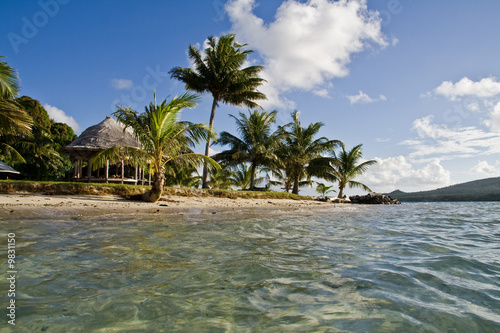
left=1, top=202, right=499, bottom=332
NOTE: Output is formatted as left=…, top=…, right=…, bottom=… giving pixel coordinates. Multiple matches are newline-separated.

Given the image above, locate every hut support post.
left=121, top=160, right=124, bottom=184
left=78, top=159, right=83, bottom=179
left=105, top=160, right=109, bottom=183
left=135, top=165, right=138, bottom=184
left=87, top=160, right=92, bottom=182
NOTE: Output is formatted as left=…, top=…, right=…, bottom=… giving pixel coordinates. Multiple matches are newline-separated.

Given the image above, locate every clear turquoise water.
left=1, top=202, right=499, bottom=332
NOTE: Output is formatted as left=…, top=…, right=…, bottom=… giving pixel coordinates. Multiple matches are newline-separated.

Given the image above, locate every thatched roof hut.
left=64, top=116, right=140, bottom=159
left=63, top=117, right=147, bottom=184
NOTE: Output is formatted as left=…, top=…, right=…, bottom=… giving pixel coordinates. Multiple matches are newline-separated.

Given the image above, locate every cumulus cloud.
left=111, top=78, right=133, bottom=90
left=347, top=90, right=386, bottom=104
left=470, top=160, right=499, bottom=175
left=400, top=115, right=500, bottom=159
left=225, top=0, right=388, bottom=109
left=43, top=104, right=81, bottom=132
left=484, top=101, right=500, bottom=132
left=435, top=77, right=500, bottom=101
left=359, top=155, right=451, bottom=192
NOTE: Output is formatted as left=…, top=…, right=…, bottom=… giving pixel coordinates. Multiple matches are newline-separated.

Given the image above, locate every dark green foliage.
left=50, top=122, right=77, bottom=150
left=2, top=96, right=75, bottom=180
left=387, top=177, right=500, bottom=202
left=15, top=96, right=51, bottom=130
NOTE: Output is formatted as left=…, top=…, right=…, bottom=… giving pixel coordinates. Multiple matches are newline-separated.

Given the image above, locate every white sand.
left=0, top=193, right=332, bottom=217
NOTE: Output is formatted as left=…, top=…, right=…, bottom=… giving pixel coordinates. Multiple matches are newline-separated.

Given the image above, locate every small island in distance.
left=386, top=177, right=500, bottom=202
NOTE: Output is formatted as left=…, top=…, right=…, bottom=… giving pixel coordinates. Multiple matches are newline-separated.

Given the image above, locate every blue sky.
left=2, top=0, right=500, bottom=194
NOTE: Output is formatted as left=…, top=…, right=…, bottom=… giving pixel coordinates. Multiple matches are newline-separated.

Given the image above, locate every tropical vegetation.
left=1, top=33, right=379, bottom=199
left=170, top=33, right=266, bottom=189
left=214, top=110, right=282, bottom=190
left=324, top=143, right=377, bottom=198
left=94, top=93, right=219, bottom=202
left=277, top=111, right=339, bottom=194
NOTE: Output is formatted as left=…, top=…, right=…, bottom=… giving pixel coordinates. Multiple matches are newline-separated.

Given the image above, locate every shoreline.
left=0, top=193, right=335, bottom=218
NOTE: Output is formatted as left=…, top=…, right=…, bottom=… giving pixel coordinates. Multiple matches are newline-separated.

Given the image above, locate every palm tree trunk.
left=143, top=169, right=165, bottom=202
left=202, top=97, right=218, bottom=189
left=292, top=177, right=299, bottom=195
left=337, top=186, right=344, bottom=199
left=249, top=162, right=256, bottom=190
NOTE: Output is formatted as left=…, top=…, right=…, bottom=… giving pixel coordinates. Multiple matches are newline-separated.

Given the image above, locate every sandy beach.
left=0, top=193, right=331, bottom=217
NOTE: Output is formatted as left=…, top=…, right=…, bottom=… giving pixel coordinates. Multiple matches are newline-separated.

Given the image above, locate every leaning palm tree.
left=326, top=143, right=377, bottom=198
left=170, top=34, right=266, bottom=188
left=214, top=110, right=282, bottom=190
left=94, top=93, right=219, bottom=202
left=280, top=111, right=339, bottom=195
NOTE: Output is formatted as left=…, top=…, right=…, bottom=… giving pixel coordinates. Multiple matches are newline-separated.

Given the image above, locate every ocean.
left=1, top=202, right=499, bottom=332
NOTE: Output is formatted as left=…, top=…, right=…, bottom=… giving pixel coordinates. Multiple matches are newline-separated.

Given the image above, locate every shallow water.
left=1, top=202, right=499, bottom=332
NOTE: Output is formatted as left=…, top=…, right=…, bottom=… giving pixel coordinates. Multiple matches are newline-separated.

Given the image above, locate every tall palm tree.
left=94, top=93, right=219, bottom=202
left=281, top=111, right=339, bottom=195
left=0, top=58, right=33, bottom=162
left=326, top=143, right=377, bottom=198
left=170, top=34, right=266, bottom=188
left=214, top=110, right=282, bottom=190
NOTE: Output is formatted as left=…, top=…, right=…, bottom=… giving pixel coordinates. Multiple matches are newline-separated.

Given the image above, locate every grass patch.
left=0, top=180, right=312, bottom=201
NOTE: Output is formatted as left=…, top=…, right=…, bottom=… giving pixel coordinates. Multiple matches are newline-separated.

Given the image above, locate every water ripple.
left=0, top=202, right=499, bottom=332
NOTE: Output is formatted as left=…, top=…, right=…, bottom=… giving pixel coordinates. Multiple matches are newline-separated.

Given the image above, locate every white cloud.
left=400, top=115, right=500, bottom=159
left=43, top=104, right=81, bottom=132
left=484, top=101, right=500, bottom=132
left=111, top=78, right=133, bottom=90
left=225, top=0, right=388, bottom=109
left=347, top=90, right=386, bottom=104
left=359, top=155, right=451, bottom=192
left=470, top=160, right=499, bottom=175
left=435, top=77, right=500, bottom=101
left=313, top=89, right=330, bottom=98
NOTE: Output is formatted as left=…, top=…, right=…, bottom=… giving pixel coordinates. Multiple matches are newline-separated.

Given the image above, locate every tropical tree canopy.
left=0, top=58, right=33, bottom=137
left=214, top=110, right=282, bottom=190
left=170, top=33, right=266, bottom=188
left=326, top=142, right=377, bottom=198
left=280, top=110, right=339, bottom=194
left=94, top=93, right=220, bottom=202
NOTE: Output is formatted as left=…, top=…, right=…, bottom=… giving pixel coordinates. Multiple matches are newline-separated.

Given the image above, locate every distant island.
left=387, top=177, right=500, bottom=202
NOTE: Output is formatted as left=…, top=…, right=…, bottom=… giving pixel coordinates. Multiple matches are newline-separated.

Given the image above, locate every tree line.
left=0, top=34, right=376, bottom=202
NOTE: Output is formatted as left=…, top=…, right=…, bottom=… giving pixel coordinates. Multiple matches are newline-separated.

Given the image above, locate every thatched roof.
left=64, top=116, right=140, bottom=158
left=0, top=161, right=20, bottom=174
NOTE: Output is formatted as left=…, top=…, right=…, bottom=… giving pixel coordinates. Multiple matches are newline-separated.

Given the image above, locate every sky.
left=2, top=0, right=500, bottom=195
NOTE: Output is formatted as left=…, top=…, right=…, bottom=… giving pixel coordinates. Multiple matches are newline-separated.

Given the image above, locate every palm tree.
left=214, top=110, right=282, bottom=190
left=0, top=58, right=33, bottom=163
left=315, top=182, right=336, bottom=198
left=207, top=167, right=236, bottom=190
left=232, top=164, right=265, bottom=190
left=94, top=93, right=219, bottom=202
left=164, top=162, right=201, bottom=188
left=170, top=34, right=266, bottom=188
left=281, top=111, right=339, bottom=194
left=326, top=143, right=377, bottom=198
